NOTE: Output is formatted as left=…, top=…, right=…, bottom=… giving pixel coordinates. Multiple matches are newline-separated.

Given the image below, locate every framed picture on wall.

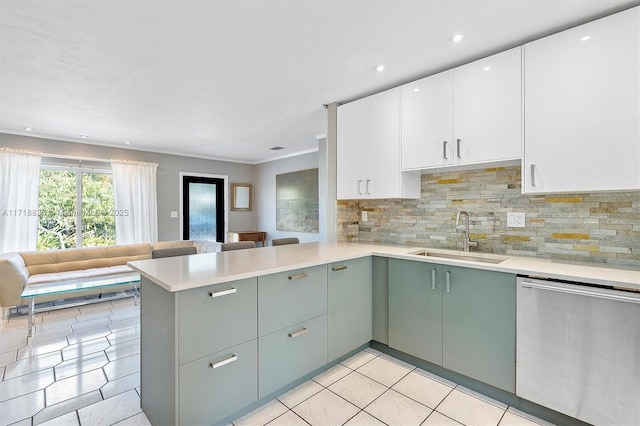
left=231, top=183, right=252, bottom=211
left=276, top=168, right=318, bottom=233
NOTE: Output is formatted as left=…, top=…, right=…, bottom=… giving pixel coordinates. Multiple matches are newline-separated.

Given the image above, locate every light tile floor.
left=233, top=348, right=555, bottom=426
left=0, top=298, right=150, bottom=426
left=2, top=301, right=554, bottom=426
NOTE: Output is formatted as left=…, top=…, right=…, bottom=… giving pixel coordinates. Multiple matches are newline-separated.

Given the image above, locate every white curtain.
left=0, top=148, right=42, bottom=253
left=111, top=160, right=158, bottom=244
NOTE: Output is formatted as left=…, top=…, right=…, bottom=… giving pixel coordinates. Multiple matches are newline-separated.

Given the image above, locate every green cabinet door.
left=388, top=259, right=443, bottom=365
left=179, top=339, right=258, bottom=426
left=259, top=314, right=328, bottom=398
left=258, top=265, right=327, bottom=336
left=328, top=257, right=372, bottom=361
left=177, top=277, right=257, bottom=365
left=442, top=266, right=515, bottom=392
left=372, top=256, right=389, bottom=344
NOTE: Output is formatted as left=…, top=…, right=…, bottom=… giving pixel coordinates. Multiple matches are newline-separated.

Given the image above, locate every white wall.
left=0, top=133, right=255, bottom=242
left=254, top=152, right=320, bottom=245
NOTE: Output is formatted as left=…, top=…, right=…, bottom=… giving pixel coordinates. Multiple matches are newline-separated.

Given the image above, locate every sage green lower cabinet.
left=388, top=259, right=443, bottom=365
left=372, top=256, right=389, bottom=344
left=258, top=315, right=328, bottom=398
left=179, top=340, right=258, bottom=425
left=140, top=277, right=258, bottom=426
left=442, top=266, right=516, bottom=392
left=388, top=260, right=516, bottom=392
left=258, top=265, right=327, bottom=336
left=328, top=257, right=372, bottom=361
left=177, top=278, right=257, bottom=364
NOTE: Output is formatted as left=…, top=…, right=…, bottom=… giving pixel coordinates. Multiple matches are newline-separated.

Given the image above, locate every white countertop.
left=128, top=242, right=640, bottom=292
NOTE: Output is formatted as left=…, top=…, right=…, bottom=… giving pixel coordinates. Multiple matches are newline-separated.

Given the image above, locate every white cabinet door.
left=401, top=71, right=454, bottom=170
left=523, top=7, right=640, bottom=193
left=338, top=87, right=419, bottom=200
left=337, top=99, right=366, bottom=199
left=453, top=47, right=522, bottom=165
left=364, top=88, right=403, bottom=198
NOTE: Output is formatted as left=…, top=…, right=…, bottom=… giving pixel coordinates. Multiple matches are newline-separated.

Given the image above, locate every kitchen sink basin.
left=410, top=250, right=507, bottom=264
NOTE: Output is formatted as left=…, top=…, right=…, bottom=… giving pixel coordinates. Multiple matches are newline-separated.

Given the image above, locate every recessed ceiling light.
left=375, top=65, right=385, bottom=72
left=483, top=66, right=491, bottom=71
left=23, top=127, right=32, bottom=131
left=125, top=141, right=131, bottom=145
left=450, top=33, right=465, bottom=43
left=80, top=135, right=88, bottom=139
left=413, top=88, right=420, bottom=93
left=581, top=36, right=591, bottom=41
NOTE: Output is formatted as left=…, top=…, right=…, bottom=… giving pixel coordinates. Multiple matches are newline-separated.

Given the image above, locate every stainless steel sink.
left=410, top=250, right=506, bottom=264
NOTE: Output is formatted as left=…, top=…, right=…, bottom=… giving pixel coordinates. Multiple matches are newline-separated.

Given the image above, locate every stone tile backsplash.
left=337, top=166, right=640, bottom=266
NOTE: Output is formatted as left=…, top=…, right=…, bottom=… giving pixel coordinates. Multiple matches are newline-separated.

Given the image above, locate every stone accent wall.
left=337, top=166, right=640, bottom=266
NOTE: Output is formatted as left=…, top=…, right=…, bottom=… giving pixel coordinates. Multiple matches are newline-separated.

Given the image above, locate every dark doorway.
left=182, top=176, right=225, bottom=242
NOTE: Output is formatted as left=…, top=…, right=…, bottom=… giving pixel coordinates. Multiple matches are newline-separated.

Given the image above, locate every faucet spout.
left=456, top=211, right=478, bottom=252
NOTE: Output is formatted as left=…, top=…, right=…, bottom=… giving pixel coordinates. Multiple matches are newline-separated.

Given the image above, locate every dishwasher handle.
left=520, top=280, right=640, bottom=304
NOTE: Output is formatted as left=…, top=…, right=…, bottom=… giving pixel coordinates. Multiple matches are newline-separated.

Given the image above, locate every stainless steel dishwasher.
left=516, top=276, right=640, bottom=425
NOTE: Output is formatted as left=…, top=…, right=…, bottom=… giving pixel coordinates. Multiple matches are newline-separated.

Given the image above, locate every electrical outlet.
left=361, top=211, right=368, bottom=222
left=170, top=211, right=178, bottom=218
left=507, top=212, right=525, bottom=228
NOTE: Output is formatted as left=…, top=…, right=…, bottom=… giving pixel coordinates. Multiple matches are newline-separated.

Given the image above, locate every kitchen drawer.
left=258, top=314, right=327, bottom=398
left=179, top=339, right=258, bottom=426
left=258, top=265, right=327, bottom=336
left=177, top=277, right=257, bottom=364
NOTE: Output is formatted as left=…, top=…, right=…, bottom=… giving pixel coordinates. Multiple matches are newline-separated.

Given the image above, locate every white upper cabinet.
left=337, top=88, right=420, bottom=200
left=523, top=7, right=640, bottom=194
left=401, top=71, right=454, bottom=169
left=336, top=99, right=366, bottom=200
left=401, top=47, right=522, bottom=171
left=453, top=47, right=522, bottom=165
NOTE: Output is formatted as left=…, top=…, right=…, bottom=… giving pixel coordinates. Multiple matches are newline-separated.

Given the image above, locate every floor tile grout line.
left=390, top=375, right=455, bottom=413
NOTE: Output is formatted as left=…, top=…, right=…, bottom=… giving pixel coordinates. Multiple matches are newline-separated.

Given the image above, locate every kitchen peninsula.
left=129, top=242, right=640, bottom=426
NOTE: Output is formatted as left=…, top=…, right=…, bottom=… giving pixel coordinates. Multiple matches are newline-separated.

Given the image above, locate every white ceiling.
left=1, top=0, right=638, bottom=164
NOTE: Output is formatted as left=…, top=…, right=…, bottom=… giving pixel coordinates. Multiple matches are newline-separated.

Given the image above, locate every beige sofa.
left=0, top=240, right=220, bottom=317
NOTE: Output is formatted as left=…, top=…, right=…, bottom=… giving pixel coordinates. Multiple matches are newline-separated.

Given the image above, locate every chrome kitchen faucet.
left=456, top=211, right=478, bottom=252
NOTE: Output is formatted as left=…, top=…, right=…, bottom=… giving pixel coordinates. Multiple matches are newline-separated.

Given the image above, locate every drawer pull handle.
left=209, top=354, right=237, bottom=369
left=431, top=269, right=436, bottom=290
left=445, top=271, right=451, bottom=293
left=332, top=265, right=348, bottom=271
left=209, top=288, right=237, bottom=298
left=288, top=273, right=308, bottom=280
left=456, top=138, right=462, bottom=159
left=288, top=327, right=308, bottom=338
left=443, top=141, right=448, bottom=160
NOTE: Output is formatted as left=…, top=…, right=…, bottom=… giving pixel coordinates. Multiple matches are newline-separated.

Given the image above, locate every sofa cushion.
left=26, top=265, right=134, bottom=285
left=20, top=243, right=151, bottom=276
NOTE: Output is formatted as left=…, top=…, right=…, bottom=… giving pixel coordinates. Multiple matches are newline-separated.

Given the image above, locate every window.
left=38, top=167, right=116, bottom=250
left=182, top=175, right=225, bottom=242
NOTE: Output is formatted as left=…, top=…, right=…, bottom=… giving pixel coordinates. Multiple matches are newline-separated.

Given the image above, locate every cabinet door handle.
left=288, top=327, right=308, bottom=338
left=456, top=139, right=462, bottom=159
left=431, top=269, right=437, bottom=290
left=288, top=272, right=308, bottom=280
left=366, top=179, right=371, bottom=195
left=357, top=179, right=363, bottom=194
left=209, top=354, right=237, bottom=369
left=443, top=141, right=448, bottom=160
left=209, top=288, right=236, bottom=298
left=530, top=164, right=536, bottom=187
left=445, top=271, right=451, bottom=293
left=332, top=265, right=348, bottom=271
